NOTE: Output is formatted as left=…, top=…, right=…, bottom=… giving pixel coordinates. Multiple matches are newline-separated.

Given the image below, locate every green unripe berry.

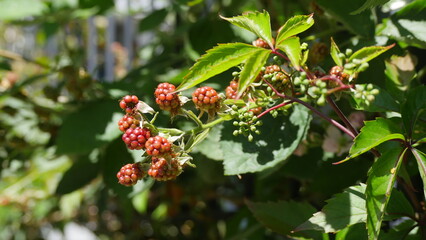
left=367, top=95, right=375, bottom=102
left=366, top=84, right=374, bottom=90
left=248, top=134, right=254, bottom=142
left=370, top=89, right=379, bottom=95
left=233, top=121, right=239, bottom=126
left=233, top=130, right=239, bottom=136
left=317, top=95, right=326, bottom=106
left=255, top=130, right=261, bottom=135
left=344, top=63, right=356, bottom=69
left=250, top=125, right=257, bottom=131
left=293, top=77, right=301, bottom=85
left=345, top=48, right=353, bottom=56
left=352, top=58, right=362, bottom=65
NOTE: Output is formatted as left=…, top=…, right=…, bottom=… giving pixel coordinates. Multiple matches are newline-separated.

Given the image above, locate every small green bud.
left=358, top=62, right=369, bottom=72
left=355, top=93, right=363, bottom=99
left=321, top=88, right=328, bottom=94
left=366, top=84, right=374, bottom=90
left=367, top=95, right=375, bottom=102
left=344, top=63, right=356, bottom=69
left=232, top=105, right=238, bottom=111
left=352, top=58, right=362, bottom=65
left=345, top=48, right=353, bottom=56
left=302, top=79, right=310, bottom=85
left=319, top=81, right=327, bottom=89
left=300, top=72, right=307, bottom=78
left=338, top=53, right=346, bottom=59
left=370, top=89, right=379, bottom=95
left=248, top=134, right=254, bottom=142
left=301, top=42, right=308, bottom=49
left=239, top=121, right=245, bottom=126
left=293, top=77, right=301, bottom=85
left=252, top=116, right=258, bottom=122
left=233, top=121, right=239, bottom=126
left=255, top=130, right=261, bottom=135
left=233, top=130, right=239, bottom=136
left=261, top=66, right=266, bottom=71
left=256, top=121, right=263, bottom=126
left=232, top=71, right=239, bottom=76
left=317, top=95, right=326, bottom=106
left=250, top=125, right=257, bottom=132
left=273, top=56, right=280, bottom=62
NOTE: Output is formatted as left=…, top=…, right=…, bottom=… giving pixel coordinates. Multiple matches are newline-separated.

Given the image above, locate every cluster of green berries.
left=230, top=105, right=262, bottom=142
left=262, top=65, right=290, bottom=94
left=354, top=84, right=380, bottom=105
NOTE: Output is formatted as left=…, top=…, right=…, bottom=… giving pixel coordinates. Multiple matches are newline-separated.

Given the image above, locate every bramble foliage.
left=1, top=0, right=425, bottom=239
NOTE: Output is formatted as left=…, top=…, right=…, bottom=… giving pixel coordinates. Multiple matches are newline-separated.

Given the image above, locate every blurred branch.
left=0, top=49, right=50, bottom=69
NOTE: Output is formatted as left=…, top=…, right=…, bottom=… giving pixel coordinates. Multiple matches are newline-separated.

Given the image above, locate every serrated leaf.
left=411, top=149, right=426, bottom=199
left=246, top=200, right=317, bottom=237
left=176, top=43, right=264, bottom=92
left=351, top=84, right=399, bottom=112
left=55, top=156, right=99, bottom=195
left=330, top=38, right=343, bottom=66
left=349, top=44, right=395, bottom=63
left=295, top=184, right=367, bottom=233
left=343, top=118, right=405, bottom=162
left=220, top=11, right=273, bottom=48
left=220, top=104, right=311, bottom=175
left=276, top=37, right=301, bottom=69
left=366, top=146, right=406, bottom=240
left=276, top=14, right=314, bottom=44
left=237, top=48, right=270, bottom=97
left=351, top=0, right=391, bottom=14
left=401, top=86, right=426, bottom=138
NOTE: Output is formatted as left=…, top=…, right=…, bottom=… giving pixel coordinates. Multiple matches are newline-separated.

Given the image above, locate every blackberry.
left=118, top=115, right=140, bottom=132
left=154, top=83, right=181, bottom=113
left=148, top=157, right=182, bottom=181
left=192, top=86, right=221, bottom=113
left=122, top=127, right=152, bottom=150
left=145, top=136, right=172, bottom=156
left=119, top=95, right=139, bottom=114
left=226, top=80, right=238, bottom=99
left=117, top=163, right=145, bottom=186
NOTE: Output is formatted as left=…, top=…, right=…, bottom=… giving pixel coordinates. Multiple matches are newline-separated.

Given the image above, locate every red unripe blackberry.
left=252, top=38, right=272, bottom=49
left=226, top=80, right=238, bottom=99
left=154, top=83, right=181, bottom=113
left=148, top=157, right=182, bottom=181
left=145, top=136, right=172, bottom=156
left=329, top=66, right=349, bottom=85
left=119, top=95, right=139, bottom=114
left=118, top=115, right=140, bottom=132
left=192, top=86, right=221, bottom=111
left=117, top=163, right=146, bottom=186
left=122, top=127, right=151, bottom=150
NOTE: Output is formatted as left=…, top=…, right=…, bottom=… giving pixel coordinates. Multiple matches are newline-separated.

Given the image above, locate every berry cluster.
left=122, top=127, right=151, bottom=150
left=154, top=83, right=181, bottom=114
left=119, top=95, right=139, bottom=114
left=230, top=105, right=262, bottom=142
left=192, top=86, right=221, bottom=114
left=226, top=80, right=238, bottom=99
left=145, top=136, right=172, bottom=156
left=353, top=84, right=379, bottom=106
left=116, top=163, right=146, bottom=186
left=262, top=65, right=290, bottom=94
left=148, top=157, right=182, bottom=181
left=118, top=115, right=140, bottom=132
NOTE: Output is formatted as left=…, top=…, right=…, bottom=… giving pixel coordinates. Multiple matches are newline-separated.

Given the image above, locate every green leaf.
left=351, top=0, right=391, bottom=14
left=220, top=104, right=311, bottom=175
left=330, top=38, right=343, bottom=66
left=139, top=9, right=168, bottom=32
left=276, top=37, right=301, bottom=69
left=276, top=14, right=314, bottom=44
left=386, top=189, right=415, bottom=220
left=411, top=149, right=426, bottom=199
left=378, top=0, right=426, bottom=49
left=343, top=118, right=405, bottom=162
left=194, top=125, right=224, bottom=161
left=366, top=146, right=406, bottom=240
left=220, top=11, right=273, bottom=48
left=55, top=156, right=99, bottom=195
left=351, top=85, right=399, bottom=112
left=295, top=184, right=367, bottom=233
left=335, top=223, right=367, bottom=240
left=237, top=48, right=270, bottom=97
left=246, top=200, right=317, bottom=237
left=56, top=99, right=122, bottom=154
left=317, top=0, right=375, bottom=38
left=348, top=44, right=395, bottom=63
left=401, top=86, right=426, bottom=138
left=176, top=43, right=264, bottom=92
left=0, top=0, right=46, bottom=21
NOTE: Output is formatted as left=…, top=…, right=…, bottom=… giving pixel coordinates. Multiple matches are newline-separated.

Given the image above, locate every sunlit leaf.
left=237, top=48, right=270, bottom=97
left=276, top=37, right=301, bottom=69
left=276, top=14, right=314, bottom=44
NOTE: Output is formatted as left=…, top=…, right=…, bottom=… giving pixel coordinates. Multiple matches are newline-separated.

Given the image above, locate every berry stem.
left=264, top=80, right=356, bottom=139
left=326, top=85, right=353, bottom=95
left=184, top=109, right=203, bottom=127
left=326, top=96, right=359, bottom=136
left=257, top=100, right=294, bottom=119
left=271, top=49, right=290, bottom=62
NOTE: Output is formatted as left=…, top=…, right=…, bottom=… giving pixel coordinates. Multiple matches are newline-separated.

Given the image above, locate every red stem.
left=257, top=100, right=294, bottom=119
left=264, top=80, right=356, bottom=139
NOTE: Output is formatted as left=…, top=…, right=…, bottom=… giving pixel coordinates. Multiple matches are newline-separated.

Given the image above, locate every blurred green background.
left=1, top=0, right=425, bottom=239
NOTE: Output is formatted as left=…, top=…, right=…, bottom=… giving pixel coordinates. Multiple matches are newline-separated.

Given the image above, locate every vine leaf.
left=401, top=85, right=426, bottom=138
left=295, top=184, right=367, bottom=233
left=330, top=37, right=343, bottom=66
left=220, top=10, right=273, bottom=48
left=366, top=146, right=406, bottom=240
left=351, top=0, right=391, bottom=14
left=276, top=14, right=314, bottom=45
left=176, top=43, right=264, bottom=92
left=411, top=148, right=426, bottom=199
left=246, top=200, right=318, bottom=238
left=276, top=37, right=301, bottom=69
left=237, top=48, right=270, bottom=97
left=348, top=44, right=395, bottom=63
left=220, top=104, right=311, bottom=175
left=339, top=118, right=405, bottom=163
